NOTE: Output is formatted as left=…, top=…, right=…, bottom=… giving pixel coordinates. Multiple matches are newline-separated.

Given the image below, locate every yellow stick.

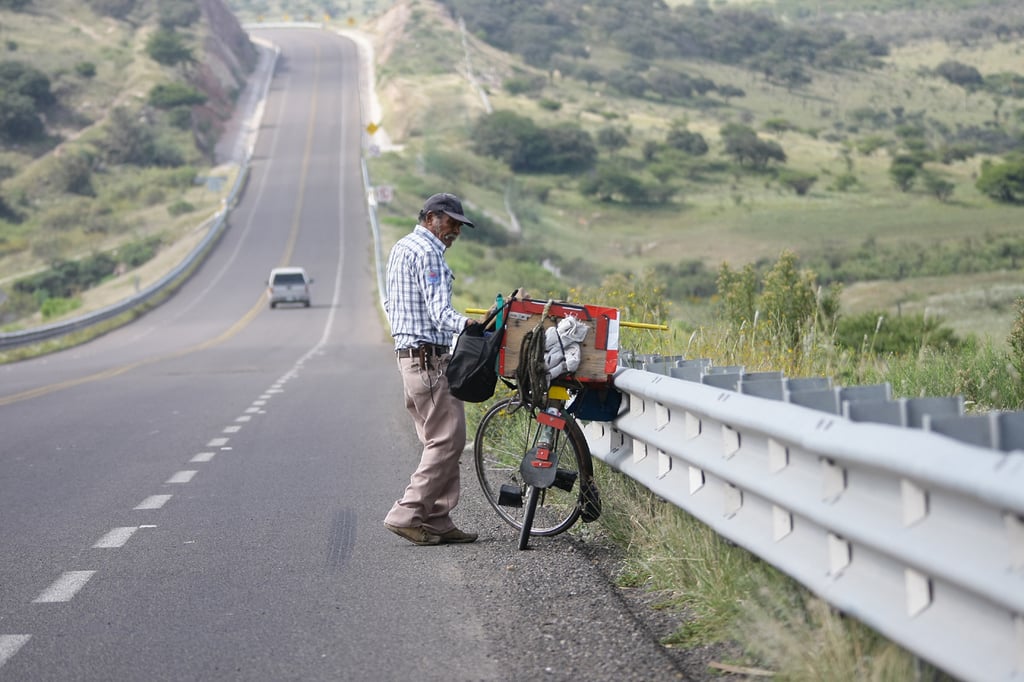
left=465, top=308, right=669, bottom=331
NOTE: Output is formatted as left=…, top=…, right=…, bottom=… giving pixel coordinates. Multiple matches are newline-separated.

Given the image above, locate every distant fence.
left=584, top=356, right=1024, bottom=682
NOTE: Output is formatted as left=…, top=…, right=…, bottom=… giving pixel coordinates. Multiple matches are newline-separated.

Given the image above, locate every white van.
left=267, top=267, right=313, bottom=308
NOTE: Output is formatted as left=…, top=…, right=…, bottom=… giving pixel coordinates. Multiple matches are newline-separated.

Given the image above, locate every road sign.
left=366, top=122, right=379, bottom=135
left=375, top=185, right=394, bottom=203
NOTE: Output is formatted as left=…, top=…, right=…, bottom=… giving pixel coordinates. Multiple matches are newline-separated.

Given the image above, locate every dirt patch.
left=366, top=1, right=411, bottom=65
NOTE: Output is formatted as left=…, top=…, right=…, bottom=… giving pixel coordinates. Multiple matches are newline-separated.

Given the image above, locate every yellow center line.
left=0, top=46, right=323, bottom=408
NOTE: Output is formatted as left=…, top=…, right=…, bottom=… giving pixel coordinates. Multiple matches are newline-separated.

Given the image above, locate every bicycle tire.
left=518, top=485, right=539, bottom=550
left=474, top=396, right=588, bottom=537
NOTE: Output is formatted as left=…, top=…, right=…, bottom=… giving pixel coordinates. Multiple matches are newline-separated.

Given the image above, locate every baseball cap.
left=422, top=192, right=475, bottom=228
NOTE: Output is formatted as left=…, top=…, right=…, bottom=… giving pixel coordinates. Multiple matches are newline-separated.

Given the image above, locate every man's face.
left=429, top=213, right=462, bottom=249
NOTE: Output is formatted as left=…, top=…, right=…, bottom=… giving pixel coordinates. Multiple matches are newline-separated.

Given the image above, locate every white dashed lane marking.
left=134, top=495, right=172, bottom=510
left=190, top=451, right=215, bottom=463
left=223, top=426, right=241, bottom=433
left=92, top=527, right=139, bottom=549
left=32, top=571, right=95, bottom=603
left=166, top=470, right=197, bottom=484
left=235, top=415, right=252, bottom=423
left=0, top=635, right=31, bottom=669
left=207, top=438, right=229, bottom=447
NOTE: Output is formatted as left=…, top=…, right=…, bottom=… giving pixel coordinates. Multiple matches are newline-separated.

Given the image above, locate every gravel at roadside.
left=453, top=455, right=746, bottom=682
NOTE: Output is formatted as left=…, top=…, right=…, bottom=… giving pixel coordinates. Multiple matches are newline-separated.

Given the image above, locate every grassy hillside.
left=346, top=0, right=1024, bottom=345
left=0, top=0, right=255, bottom=331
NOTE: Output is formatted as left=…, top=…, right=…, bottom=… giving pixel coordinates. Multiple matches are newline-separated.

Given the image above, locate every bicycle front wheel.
left=473, top=396, right=585, bottom=536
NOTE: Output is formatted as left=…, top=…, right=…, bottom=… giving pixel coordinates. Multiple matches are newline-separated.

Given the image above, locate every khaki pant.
left=384, top=354, right=466, bottom=534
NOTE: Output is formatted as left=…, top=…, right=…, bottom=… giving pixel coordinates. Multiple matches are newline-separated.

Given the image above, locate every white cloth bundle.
left=544, top=315, right=588, bottom=380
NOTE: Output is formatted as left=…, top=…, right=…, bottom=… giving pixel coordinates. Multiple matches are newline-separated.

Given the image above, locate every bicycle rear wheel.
left=474, top=396, right=585, bottom=536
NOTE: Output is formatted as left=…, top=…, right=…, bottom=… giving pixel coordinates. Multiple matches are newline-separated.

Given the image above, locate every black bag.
left=446, top=304, right=507, bottom=403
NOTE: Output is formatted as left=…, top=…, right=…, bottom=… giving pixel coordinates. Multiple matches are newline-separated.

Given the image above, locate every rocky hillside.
left=191, top=0, right=260, bottom=154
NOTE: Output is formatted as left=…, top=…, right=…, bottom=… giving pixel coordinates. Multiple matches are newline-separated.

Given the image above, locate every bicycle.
left=471, top=297, right=619, bottom=550
left=473, top=388, right=601, bottom=549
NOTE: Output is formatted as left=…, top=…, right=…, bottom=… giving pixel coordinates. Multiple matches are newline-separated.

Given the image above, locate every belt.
left=396, top=344, right=449, bottom=358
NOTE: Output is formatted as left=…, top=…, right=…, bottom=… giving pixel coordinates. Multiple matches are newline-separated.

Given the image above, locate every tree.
left=101, top=107, right=156, bottom=165
left=720, top=123, right=786, bottom=169
left=596, top=126, right=629, bottom=153
left=55, top=152, right=95, bottom=196
left=535, top=123, right=597, bottom=173
left=0, top=90, right=43, bottom=140
left=976, top=157, right=1024, bottom=204
left=759, top=250, right=823, bottom=347
left=579, top=163, right=672, bottom=204
left=716, top=262, right=759, bottom=327
left=777, top=169, right=818, bottom=196
left=158, top=0, right=201, bottom=28
left=889, top=156, right=920, bottom=192
left=921, top=172, right=955, bottom=202
left=146, top=29, right=194, bottom=67
left=576, top=64, right=602, bottom=86
left=471, top=110, right=540, bottom=170
left=935, top=60, right=984, bottom=89
left=0, top=60, right=55, bottom=108
left=605, top=69, right=647, bottom=98
left=471, top=111, right=596, bottom=174
left=648, top=69, right=693, bottom=99
left=666, top=122, right=708, bottom=156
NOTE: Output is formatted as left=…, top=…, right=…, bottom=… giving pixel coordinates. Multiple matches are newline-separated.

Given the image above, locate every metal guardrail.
left=582, top=358, right=1024, bottom=682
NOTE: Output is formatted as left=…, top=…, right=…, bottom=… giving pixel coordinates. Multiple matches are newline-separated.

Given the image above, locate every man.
left=382, top=192, right=480, bottom=546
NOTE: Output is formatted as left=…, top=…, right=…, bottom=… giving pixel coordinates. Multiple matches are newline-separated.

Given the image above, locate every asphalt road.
left=0, top=29, right=693, bottom=682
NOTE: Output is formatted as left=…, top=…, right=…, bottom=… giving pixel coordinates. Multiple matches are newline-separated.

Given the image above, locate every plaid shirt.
left=384, top=225, right=469, bottom=350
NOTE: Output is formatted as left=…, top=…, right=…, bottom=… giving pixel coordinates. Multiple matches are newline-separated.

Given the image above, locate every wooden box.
left=497, top=299, right=619, bottom=383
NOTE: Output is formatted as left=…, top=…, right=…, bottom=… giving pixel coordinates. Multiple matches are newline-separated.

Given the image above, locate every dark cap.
left=422, top=192, right=475, bottom=228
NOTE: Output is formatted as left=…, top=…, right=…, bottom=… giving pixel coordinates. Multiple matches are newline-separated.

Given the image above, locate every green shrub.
left=167, top=107, right=192, bottom=129
left=40, top=296, right=82, bottom=319
left=148, top=82, right=206, bottom=109
left=777, top=169, right=818, bottom=196
left=145, top=29, right=194, bottom=67
left=831, top=172, right=859, bottom=192
left=167, top=200, right=194, bottom=216
left=158, top=0, right=201, bottom=28
left=502, top=74, right=545, bottom=95
left=87, top=0, right=136, bottom=19
left=74, top=61, right=97, bottom=78
left=835, top=310, right=960, bottom=355
left=117, top=236, right=161, bottom=268
left=976, top=156, right=1024, bottom=204
left=1009, top=297, right=1024, bottom=383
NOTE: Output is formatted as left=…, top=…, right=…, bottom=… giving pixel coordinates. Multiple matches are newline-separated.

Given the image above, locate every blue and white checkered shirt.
left=384, top=225, right=470, bottom=350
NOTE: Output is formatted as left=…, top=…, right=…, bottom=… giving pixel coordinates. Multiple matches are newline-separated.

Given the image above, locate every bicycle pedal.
left=498, top=484, right=523, bottom=507
left=552, top=469, right=578, bottom=492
